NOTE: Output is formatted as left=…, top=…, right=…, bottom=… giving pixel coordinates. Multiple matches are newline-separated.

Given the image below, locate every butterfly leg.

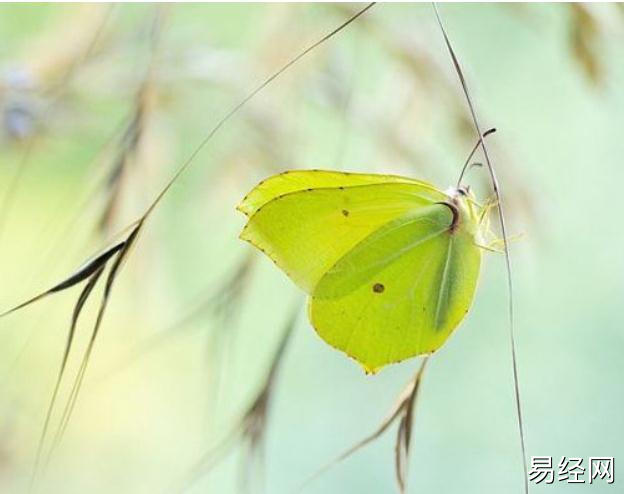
left=474, top=241, right=504, bottom=253
left=478, top=196, right=499, bottom=226
left=475, top=233, right=524, bottom=253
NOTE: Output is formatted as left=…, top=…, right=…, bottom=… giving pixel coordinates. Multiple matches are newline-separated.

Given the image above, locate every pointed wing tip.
left=235, top=202, right=251, bottom=216
left=352, top=356, right=383, bottom=375
left=348, top=348, right=437, bottom=376
left=238, top=226, right=251, bottom=242
left=363, top=365, right=380, bottom=375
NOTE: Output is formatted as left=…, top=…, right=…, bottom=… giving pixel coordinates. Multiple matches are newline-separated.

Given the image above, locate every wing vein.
left=433, top=237, right=454, bottom=330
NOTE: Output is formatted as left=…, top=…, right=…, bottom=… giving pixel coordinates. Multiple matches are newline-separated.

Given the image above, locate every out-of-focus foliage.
left=0, top=4, right=622, bottom=494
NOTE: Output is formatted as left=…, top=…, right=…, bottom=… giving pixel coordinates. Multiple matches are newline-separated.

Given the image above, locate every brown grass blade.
left=395, top=357, right=429, bottom=494
left=98, top=8, right=166, bottom=232
left=51, top=222, right=142, bottom=446
left=31, top=266, right=105, bottom=484
left=29, top=222, right=144, bottom=479
left=0, top=240, right=126, bottom=319
left=98, top=111, right=144, bottom=232
left=568, top=4, right=603, bottom=85
left=296, top=357, right=429, bottom=493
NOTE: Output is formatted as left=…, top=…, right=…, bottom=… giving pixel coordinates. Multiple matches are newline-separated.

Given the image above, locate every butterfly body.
left=238, top=170, right=486, bottom=373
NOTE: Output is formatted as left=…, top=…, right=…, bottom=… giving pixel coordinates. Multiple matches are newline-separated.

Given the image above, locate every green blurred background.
left=0, top=3, right=622, bottom=493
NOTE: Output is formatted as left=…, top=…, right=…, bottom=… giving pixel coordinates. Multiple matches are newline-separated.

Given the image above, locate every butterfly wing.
left=237, top=169, right=442, bottom=216
left=239, top=170, right=446, bottom=293
left=309, top=203, right=481, bottom=373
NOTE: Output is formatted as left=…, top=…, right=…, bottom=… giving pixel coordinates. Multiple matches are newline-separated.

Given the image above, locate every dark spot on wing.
left=372, top=283, right=385, bottom=293
left=342, top=209, right=349, bottom=217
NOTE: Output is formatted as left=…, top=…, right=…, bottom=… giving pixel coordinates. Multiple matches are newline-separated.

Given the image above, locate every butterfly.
left=238, top=169, right=495, bottom=373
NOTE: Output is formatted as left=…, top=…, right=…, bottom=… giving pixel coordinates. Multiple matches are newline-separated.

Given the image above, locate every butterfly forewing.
left=237, top=170, right=442, bottom=217
left=239, top=174, right=445, bottom=293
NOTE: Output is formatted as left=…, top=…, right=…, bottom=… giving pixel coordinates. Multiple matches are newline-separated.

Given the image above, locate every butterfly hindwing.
left=309, top=203, right=481, bottom=372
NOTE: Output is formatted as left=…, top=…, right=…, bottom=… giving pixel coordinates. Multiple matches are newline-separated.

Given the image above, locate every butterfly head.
left=443, top=184, right=485, bottom=237
left=446, top=184, right=472, bottom=199
left=444, top=184, right=477, bottom=210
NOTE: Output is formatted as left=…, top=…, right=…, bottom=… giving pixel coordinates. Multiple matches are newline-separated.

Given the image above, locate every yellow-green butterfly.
left=238, top=169, right=493, bottom=373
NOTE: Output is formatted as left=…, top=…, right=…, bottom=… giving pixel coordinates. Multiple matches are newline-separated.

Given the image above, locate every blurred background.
left=0, top=3, right=622, bottom=493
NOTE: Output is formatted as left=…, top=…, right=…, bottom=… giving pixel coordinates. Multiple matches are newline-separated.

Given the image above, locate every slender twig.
left=433, top=5, right=528, bottom=493
left=140, top=2, right=376, bottom=221
left=296, top=357, right=430, bottom=493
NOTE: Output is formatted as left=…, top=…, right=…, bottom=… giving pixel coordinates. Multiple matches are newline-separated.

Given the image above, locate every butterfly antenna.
left=456, top=127, right=496, bottom=188
left=432, top=5, right=529, bottom=494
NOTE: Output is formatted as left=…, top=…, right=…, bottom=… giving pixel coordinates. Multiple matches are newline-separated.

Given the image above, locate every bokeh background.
left=0, top=3, right=622, bottom=493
